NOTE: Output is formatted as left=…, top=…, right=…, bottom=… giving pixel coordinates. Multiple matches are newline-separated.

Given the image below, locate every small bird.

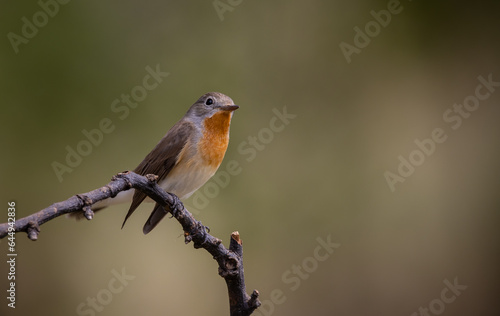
left=90, top=92, right=238, bottom=234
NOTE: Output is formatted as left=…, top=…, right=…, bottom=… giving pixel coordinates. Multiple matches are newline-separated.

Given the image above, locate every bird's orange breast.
left=198, top=111, right=232, bottom=168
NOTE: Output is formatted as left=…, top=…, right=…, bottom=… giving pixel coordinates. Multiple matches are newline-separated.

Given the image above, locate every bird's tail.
left=143, top=203, right=169, bottom=234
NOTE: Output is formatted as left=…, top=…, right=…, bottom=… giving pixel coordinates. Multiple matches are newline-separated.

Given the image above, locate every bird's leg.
left=168, top=193, right=184, bottom=218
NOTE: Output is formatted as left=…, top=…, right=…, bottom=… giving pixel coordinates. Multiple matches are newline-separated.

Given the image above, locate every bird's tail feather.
left=143, top=203, right=169, bottom=234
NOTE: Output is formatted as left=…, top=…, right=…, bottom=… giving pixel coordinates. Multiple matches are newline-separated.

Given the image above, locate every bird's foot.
left=169, top=194, right=184, bottom=218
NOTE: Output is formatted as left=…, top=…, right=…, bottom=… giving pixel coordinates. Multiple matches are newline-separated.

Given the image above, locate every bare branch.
left=0, top=171, right=261, bottom=315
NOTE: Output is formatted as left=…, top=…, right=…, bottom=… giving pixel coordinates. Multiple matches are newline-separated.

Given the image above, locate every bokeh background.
left=1, top=1, right=500, bottom=315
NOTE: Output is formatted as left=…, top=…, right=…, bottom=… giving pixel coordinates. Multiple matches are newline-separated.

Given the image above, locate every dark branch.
left=0, top=171, right=261, bottom=316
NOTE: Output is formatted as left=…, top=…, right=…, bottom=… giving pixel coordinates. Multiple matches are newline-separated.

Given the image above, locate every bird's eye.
left=205, top=98, right=214, bottom=106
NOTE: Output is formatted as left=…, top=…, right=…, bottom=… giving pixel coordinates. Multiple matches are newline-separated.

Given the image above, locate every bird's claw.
left=169, top=194, right=183, bottom=218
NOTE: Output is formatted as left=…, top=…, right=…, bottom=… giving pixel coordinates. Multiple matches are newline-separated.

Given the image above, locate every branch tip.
left=27, top=221, right=40, bottom=241
left=184, top=232, right=192, bottom=244
left=83, top=206, right=94, bottom=220
left=249, top=290, right=261, bottom=309
left=231, top=231, right=242, bottom=245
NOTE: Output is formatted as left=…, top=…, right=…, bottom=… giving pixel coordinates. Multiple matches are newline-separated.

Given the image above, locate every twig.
left=0, top=171, right=260, bottom=316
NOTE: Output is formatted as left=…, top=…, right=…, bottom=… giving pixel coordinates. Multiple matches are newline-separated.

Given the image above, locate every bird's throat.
left=198, top=111, right=232, bottom=167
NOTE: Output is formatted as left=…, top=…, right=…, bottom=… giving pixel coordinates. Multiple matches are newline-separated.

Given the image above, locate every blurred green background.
left=1, top=1, right=500, bottom=315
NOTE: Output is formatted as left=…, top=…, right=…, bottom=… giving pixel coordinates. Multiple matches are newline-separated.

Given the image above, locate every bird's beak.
left=219, top=105, right=239, bottom=112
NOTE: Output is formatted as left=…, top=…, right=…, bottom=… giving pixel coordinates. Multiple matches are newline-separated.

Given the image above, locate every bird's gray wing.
left=121, top=120, right=195, bottom=228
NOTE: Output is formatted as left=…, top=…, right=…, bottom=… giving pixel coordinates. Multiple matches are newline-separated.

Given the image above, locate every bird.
left=87, top=92, right=238, bottom=234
